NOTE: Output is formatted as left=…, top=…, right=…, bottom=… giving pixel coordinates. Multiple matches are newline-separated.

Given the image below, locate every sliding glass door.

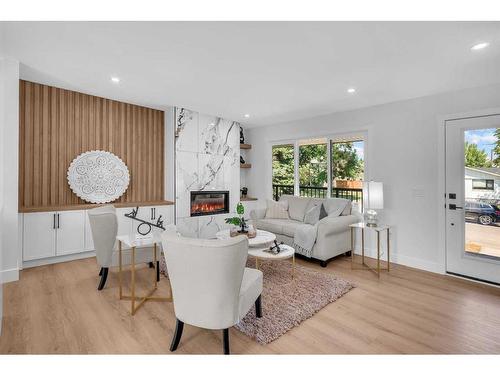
left=298, top=138, right=327, bottom=198
left=272, top=136, right=365, bottom=207
left=331, top=139, right=364, bottom=205
left=272, top=144, right=295, bottom=200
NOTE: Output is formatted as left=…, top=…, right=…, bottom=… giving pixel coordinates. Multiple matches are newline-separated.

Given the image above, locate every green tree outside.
left=464, top=141, right=491, bottom=168
left=493, top=128, right=500, bottom=167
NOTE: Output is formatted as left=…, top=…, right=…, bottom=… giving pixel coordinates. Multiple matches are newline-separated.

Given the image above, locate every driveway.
left=466, top=222, right=500, bottom=258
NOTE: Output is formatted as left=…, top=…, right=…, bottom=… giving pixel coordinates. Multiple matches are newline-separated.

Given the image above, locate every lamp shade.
left=364, top=181, right=384, bottom=210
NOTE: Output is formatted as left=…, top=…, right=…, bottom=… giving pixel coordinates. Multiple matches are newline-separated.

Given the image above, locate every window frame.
left=269, top=131, right=368, bottom=201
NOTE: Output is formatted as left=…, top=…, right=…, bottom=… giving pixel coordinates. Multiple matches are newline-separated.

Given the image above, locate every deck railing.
left=273, top=184, right=363, bottom=205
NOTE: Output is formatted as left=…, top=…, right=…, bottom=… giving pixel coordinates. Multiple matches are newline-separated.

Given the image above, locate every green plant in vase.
left=225, top=202, right=248, bottom=233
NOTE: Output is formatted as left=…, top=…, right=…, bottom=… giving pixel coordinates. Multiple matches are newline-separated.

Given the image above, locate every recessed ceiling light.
left=471, top=42, right=489, bottom=51
left=347, top=88, right=356, bottom=94
left=110, top=76, right=120, bottom=83
left=244, top=114, right=250, bottom=118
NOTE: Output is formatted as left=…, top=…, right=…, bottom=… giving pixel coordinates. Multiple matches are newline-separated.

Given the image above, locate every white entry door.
left=445, top=115, right=500, bottom=284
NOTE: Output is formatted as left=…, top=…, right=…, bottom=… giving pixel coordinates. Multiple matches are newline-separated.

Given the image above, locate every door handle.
left=53, top=213, right=56, bottom=229
left=449, top=204, right=463, bottom=210
left=57, top=214, right=60, bottom=228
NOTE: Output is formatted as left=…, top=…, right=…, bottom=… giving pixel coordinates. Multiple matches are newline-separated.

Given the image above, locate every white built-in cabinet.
left=23, top=210, right=85, bottom=261
left=23, top=205, right=172, bottom=264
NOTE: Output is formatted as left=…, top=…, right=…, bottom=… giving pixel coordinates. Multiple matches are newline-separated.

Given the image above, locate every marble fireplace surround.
left=175, top=107, right=240, bottom=239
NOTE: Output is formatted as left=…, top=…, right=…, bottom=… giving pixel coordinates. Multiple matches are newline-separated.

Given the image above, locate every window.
left=298, top=139, right=327, bottom=198
left=472, top=179, right=494, bottom=190
left=330, top=139, right=364, bottom=203
left=271, top=135, right=366, bottom=203
left=272, top=144, right=295, bottom=200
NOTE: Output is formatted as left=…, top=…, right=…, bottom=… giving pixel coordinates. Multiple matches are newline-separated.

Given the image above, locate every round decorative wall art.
left=67, top=150, right=130, bottom=204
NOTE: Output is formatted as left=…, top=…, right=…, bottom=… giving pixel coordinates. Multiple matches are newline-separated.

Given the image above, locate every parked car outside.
left=465, top=201, right=500, bottom=225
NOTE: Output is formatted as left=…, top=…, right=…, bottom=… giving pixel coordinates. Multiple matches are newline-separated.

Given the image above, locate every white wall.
left=247, top=83, right=500, bottom=273
left=0, top=58, right=20, bottom=286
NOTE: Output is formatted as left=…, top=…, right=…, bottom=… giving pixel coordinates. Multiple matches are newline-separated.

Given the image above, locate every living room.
left=1, top=1, right=500, bottom=372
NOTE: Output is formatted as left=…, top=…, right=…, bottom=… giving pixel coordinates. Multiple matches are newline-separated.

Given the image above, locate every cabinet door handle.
left=153, top=208, right=156, bottom=220
left=53, top=213, right=56, bottom=229
left=57, top=214, right=60, bottom=229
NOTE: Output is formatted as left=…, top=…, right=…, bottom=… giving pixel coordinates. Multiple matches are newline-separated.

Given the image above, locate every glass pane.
left=330, top=140, right=364, bottom=206
left=464, top=128, right=500, bottom=258
left=272, top=144, right=295, bottom=200
left=298, top=139, right=327, bottom=198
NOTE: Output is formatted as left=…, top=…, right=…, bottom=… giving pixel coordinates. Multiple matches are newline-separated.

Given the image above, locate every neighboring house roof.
left=465, top=166, right=500, bottom=177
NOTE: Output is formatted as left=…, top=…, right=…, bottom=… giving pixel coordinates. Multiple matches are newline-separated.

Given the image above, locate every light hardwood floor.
left=1, top=255, right=500, bottom=354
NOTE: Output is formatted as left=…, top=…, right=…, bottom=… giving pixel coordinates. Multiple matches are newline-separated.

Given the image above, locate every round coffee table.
left=249, top=244, right=296, bottom=280
left=215, top=229, right=276, bottom=248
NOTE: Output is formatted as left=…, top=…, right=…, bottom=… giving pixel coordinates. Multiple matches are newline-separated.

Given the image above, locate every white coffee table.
left=249, top=244, right=296, bottom=280
left=215, top=229, right=276, bottom=248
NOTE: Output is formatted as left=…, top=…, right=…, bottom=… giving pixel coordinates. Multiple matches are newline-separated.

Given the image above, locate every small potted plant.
left=225, top=202, right=248, bottom=234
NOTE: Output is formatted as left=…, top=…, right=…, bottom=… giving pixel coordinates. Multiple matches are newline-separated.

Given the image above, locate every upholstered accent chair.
left=87, top=205, right=160, bottom=290
left=161, top=231, right=263, bottom=354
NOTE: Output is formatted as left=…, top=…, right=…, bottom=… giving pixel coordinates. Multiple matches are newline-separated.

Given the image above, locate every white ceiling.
left=2, top=21, right=500, bottom=127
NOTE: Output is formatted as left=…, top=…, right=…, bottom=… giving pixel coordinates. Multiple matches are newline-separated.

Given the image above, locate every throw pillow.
left=319, top=203, right=328, bottom=220
left=265, top=199, right=289, bottom=219
left=304, top=203, right=324, bottom=225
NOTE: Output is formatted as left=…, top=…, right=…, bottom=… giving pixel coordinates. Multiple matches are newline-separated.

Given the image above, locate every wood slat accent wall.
left=19, top=80, right=165, bottom=212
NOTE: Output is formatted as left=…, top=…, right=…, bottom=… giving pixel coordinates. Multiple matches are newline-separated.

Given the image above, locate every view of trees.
left=299, top=143, right=327, bottom=187
left=272, top=144, right=294, bottom=185
left=464, top=128, right=500, bottom=168
left=464, top=142, right=490, bottom=167
left=494, top=128, right=500, bottom=166
left=272, top=141, right=364, bottom=187
left=331, top=142, right=364, bottom=181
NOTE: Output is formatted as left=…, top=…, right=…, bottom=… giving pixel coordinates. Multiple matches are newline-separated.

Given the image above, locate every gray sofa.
left=250, top=195, right=361, bottom=267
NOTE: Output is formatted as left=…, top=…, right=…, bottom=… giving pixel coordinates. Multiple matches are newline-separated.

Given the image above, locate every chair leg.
left=97, top=267, right=109, bottom=290
left=99, top=267, right=103, bottom=276
left=148, top=261, right=154, bottom=268
left=156, top=260, right=160, bottom=281
left=170, top=319, right=184, bottom=352
left=223, top=328, right=230, bottom=355
left=255, top=295, right=263, bottom=318
left=320, top=260, right=327, bottom=268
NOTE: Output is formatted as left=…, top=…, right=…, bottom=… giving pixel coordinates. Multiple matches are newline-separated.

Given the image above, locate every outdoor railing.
left=273, top=184, right=363, bottom=205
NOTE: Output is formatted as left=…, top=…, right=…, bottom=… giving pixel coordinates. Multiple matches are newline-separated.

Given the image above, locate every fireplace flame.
left=191, top=201, right=225, bottom=214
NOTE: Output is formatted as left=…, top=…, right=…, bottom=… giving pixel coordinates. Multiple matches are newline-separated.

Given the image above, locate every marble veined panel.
left=175, top=108, right=199, bottom=153
left=198, top=153, right=225, bottom=191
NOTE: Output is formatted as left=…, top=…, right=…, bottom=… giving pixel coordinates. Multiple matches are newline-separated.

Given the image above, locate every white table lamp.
left=363, top=181, right=384, bottom=227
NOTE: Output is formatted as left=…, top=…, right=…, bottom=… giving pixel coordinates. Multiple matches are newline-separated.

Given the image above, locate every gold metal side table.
left=349, top=222, right=390, bottom=278
left=117, top=234, right=172, bottom=315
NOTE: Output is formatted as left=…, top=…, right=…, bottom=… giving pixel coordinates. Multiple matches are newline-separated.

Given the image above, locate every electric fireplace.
left=190, top=190, right=230, bottom=217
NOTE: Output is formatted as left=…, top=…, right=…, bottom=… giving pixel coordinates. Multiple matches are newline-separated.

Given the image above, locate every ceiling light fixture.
left=244, top=114, right=250, bottom=118
left=110, top=76, right=120, bottom=83
left=347, top=88, right=356, bottom=94
left=471, top=42, right=489, bottom=51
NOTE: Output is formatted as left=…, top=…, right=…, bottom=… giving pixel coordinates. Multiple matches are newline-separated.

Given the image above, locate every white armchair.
left=161, top=231, right=263, bottom=354
left=88, top=205, right=160, bottom=290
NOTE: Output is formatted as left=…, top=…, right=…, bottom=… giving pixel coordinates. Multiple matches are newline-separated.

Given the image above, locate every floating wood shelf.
left=20, top=200, right=175, bottom=213
left=240, top=143, right=252, bottom=150
left=240, top=197, right=257, bottom=201
left=240, top=163, right=252, bottom=169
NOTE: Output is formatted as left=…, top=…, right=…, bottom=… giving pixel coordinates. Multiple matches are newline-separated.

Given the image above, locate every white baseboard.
left=353, top=247, right=443, bottom=274
left=1, top=268, right=19, bottom=283
left=23, top=251, right=96, bottom=269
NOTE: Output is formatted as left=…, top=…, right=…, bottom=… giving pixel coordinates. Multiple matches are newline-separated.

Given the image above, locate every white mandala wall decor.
left=67, top=150, right=130, bottom=204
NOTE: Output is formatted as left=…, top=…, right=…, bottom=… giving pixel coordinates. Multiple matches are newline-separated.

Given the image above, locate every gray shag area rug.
left=235, top=259, right=354, bottom=344
left=160, top=256, right=354, bottom=345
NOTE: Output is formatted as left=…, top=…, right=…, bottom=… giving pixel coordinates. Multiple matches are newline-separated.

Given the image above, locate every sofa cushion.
left=265, top=199, right=289, bottom=219
left=279, top=195, right=311, bottom=222
left=281, top=220, right=306, bottom=237
left=255, top=218, right=287, bottom=235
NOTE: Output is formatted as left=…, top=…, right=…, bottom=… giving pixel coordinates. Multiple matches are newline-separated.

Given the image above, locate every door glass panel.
left=330, top=139, right=364, bottom=207
left=298, top=138, right=327, bottom=198
left=464, top=128, right=500, bottom=258
left=272, top=144, right=295, bottom=200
